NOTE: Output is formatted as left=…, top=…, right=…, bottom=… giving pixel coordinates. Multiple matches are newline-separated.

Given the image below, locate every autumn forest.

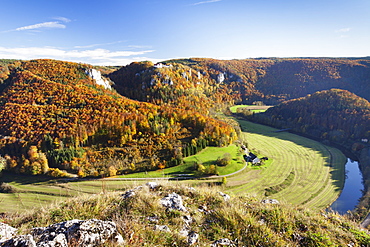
left=1, top=57, right=370, bottom=180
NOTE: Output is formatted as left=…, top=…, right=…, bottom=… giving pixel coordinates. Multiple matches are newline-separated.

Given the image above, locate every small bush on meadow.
left=216, top=153, right=232, bottom=166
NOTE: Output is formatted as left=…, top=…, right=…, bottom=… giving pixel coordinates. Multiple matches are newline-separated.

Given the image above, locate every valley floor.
left=0, top=120, right=346, bottom=213
left=225, top=120, right=346, bottom=209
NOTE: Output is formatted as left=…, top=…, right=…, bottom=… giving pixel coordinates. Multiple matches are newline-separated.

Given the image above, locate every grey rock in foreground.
left=261, top=199, right=280, bottom=204
left=160, top=192, right=187, bottom=212
left=154, top=225, right=171, bottom=232
left=211, top=238, right=236, bottom=246
left=0, top=222, right=17, bottom=243
left=218, top=192, right=230, bottom=201
left=187, top=231, right=199, bottom=245
left=145, top=182, right=159, bottom=190
left=1, top=219, right=124, bottom=247
left=1, top=234, right=36, bottom=247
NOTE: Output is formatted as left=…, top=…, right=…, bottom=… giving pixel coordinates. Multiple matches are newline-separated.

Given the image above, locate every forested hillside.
left=246, top=89, right=370, bottom=147
left=2, top=57, right=370, bottom=178
left=0, top=59, right=236, bottom=177
left=108, top=61, right=238, bottom=114
left=167, top=58, right=370, bottom=104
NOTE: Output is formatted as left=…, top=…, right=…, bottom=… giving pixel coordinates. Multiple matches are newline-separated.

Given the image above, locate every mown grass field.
left=224, top=120, right=346, bottom=209
left=0, top=119, right=346, bottom=213
left=229, top=105, right=273, bottom=113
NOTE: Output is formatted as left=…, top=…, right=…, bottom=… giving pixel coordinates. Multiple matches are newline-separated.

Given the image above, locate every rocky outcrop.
left=122, top=188, right=137, bottom=199
left=211, top=238, right=236, bottom=246
left=261, top=199, right=280, bottom=204
left=1, top=234, right=36, bottom=247
left=154, top=225, right=171, bottom=232
left=187, top=231, right=199, bottom=245
left=0, top=223, right=17, bottom=243
left=160, top=192, right=187, bottom=212
left=145, top=182, right=159, bottom=190
left=1, top=219, right=124, bottom=247
left=1, top=183, right=367, bottom=246
left=85, top=69, right=112, bottom=89
left=217, top=73, right=225, bottom=83
left=218, top=192, right=230, bottom=201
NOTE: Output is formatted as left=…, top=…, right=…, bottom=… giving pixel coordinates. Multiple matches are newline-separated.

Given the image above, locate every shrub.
left=217, top=153, right=232, bottom=166
left=48, top=168, right=68, bottom=178
left=208, top=164, right=218, bottom=175
left=197, top=164, right=206, bottom=174
left=0, top=182, right=17, bottom=193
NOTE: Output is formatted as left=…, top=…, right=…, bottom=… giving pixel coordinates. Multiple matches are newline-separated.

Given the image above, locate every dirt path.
left=89, top=162, right=248, bottom=181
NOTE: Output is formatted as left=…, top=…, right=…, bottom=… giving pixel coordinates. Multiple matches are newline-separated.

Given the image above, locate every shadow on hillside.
left=1, top=171, right=57, bottom=185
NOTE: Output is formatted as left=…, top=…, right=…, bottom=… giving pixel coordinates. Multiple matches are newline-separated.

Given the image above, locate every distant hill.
left=166, top=58, right=370, bottom=104
left=0, top=59, right=236, bottom=177
left=108, top=57, right=370, bottom=112
left=246, top=89, right=370, bottom=146
left=108, top=61, right=238, bottom=115
left=2, top=57, right=370, bottom=177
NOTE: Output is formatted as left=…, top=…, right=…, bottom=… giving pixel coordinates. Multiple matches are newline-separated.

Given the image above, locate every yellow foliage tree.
left=108, top=166, right=117, bottom=177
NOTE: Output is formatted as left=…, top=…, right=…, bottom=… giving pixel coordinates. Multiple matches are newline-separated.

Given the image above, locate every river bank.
left=356, top=147, right=370, bottom=228
left=330, top=159, right=363, bottom=214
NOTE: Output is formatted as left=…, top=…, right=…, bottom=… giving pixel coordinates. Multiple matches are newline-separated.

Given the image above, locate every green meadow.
left=225, top=120, right=346, bottom=209
left=0, top=119, right=346, bottom=213
left=229, top=105, right=272, bottom=113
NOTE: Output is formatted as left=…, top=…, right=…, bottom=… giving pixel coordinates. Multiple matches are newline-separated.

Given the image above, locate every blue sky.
left=0, top=0, right=369, bottom=65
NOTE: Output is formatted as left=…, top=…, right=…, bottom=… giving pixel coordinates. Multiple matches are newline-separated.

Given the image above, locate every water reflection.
left=330, top=159, right=363, bottom=214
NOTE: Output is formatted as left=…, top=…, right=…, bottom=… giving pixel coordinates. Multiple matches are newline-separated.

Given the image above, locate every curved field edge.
left=225, top=120, right=346, bottom=210
left=117, top=144, right=245, bottom=178
left=0, top=120, right=346, bottom=213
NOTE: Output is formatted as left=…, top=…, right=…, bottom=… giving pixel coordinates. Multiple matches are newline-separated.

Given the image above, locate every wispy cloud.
left=74, top=41, right=126, bottom=49
left=15, top=22, right=66, bottom=31
left=0, top=46, right=157, bottom=65
left=53, top=17, right=71, bottom=23
left=128, top=45, right=153, bottom=49
left=335, top=27, right=351, bottom=33
left=3, top=17, right=71, bottom=33
left=191, top=0, right=222, bottom=6
left=335, top=28, right=351, bottom=39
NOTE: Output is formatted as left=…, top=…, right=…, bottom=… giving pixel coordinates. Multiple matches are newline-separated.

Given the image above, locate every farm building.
left=243, top=152, right=260, bottom=164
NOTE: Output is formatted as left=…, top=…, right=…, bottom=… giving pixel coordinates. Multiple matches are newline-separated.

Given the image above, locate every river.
left=329, top=158, right=363, bottom=214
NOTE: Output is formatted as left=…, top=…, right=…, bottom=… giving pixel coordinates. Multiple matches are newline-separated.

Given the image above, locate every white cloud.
left=74, top=40, right=126, bottom=49
left=0, top=46, right=157, bottom=65
left=53, top=17, right=71, bottom=23
left=335, top=27, right=351, bottom=33
left=128, top=45, right=153, bottom=49
left=15, top=22, right=66, bottom=31
left=191, top=0, right=221, bottom=6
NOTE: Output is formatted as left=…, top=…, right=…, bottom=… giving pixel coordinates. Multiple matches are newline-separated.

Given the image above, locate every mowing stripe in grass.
left=226, top=120, right=346, bottom=210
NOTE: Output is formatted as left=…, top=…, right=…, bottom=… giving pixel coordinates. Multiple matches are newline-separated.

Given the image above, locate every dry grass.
left=2, top=183, right=369, bottom=246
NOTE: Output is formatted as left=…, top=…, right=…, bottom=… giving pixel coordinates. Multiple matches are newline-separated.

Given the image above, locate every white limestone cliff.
left=85, top=69, right=112, bottom=90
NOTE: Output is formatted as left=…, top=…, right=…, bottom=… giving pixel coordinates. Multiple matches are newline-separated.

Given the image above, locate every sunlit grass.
left=4, top=183, right=369, bottom=246
left=1, top=119, right=346, bottom=213
left=226, top=120, right=346, bottom=209
left=229, top=104, right=272, bottom=113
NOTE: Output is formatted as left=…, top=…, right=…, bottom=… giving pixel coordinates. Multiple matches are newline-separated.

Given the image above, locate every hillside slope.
left=2, top=57, right=370, bottom=178
left=108, top=61, right=238, bottom=114
left=165, top=58, right=370, bottom=104
left=3, top=183, right=369, bottom=246
left=0, top=59, right=236, bottom=177
left=246, top=89, right=370, bottom=146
